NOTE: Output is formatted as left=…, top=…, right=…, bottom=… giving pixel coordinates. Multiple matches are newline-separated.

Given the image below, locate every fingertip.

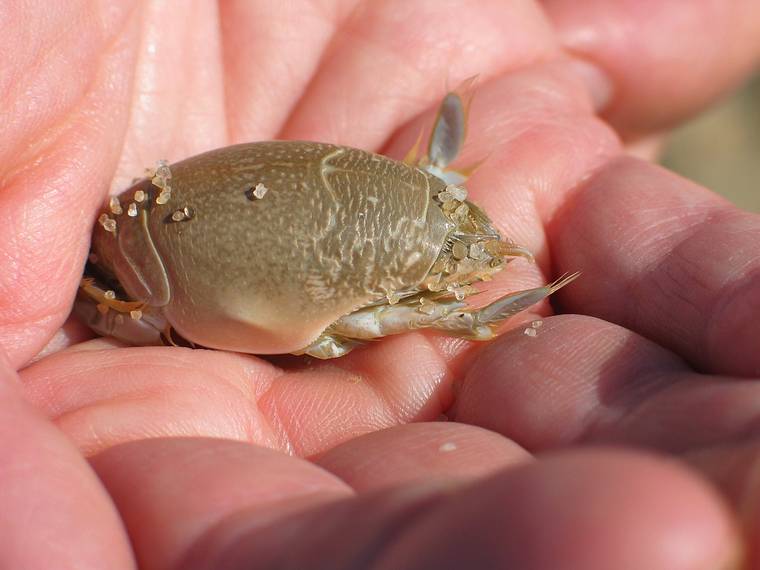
left=544, top=0, right=760, bottom=136
left=564, top=57, right=614, bottom=112
left=378, top=448, right=741, bottom=570
left=314, top=422, right=531, bottom=491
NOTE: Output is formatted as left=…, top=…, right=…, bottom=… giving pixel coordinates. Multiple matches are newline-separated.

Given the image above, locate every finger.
left=686, top=442, right=760, bottom=568
left=0, top=351, right=134, bottom=569
left=27, top=316, right=94, bottom=364
left=219, top=0, right=359, bottom=142
left=280, top=0, right=557, bottom=149
left=368, top=450, right=738, bottom=570
left=542, top=0, right=760, bottom=137
left=314, top=422, right=530, bottom=491
left=110, top=0, right=228, bottom=189
left=0, top=1, right=137, bottom=368
left=452, top=314, right=760, bottom=453
left=19, top=337, right=454, bottom=457
left=20, top=345, right=285, bottom=456
left=551, top=156, right=760, bottom=377
left=90, top=438, right=352, bottom=570
left=177, top=449, right=738, bottom=570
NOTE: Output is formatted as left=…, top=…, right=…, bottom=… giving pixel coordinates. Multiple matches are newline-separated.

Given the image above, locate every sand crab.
left=76, top=88, right=577, bottom=358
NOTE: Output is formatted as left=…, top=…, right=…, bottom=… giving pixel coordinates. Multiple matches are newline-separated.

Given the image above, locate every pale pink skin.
left=2, top=1, right=760, bottom=569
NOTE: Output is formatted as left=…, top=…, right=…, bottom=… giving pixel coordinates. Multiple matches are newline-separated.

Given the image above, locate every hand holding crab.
left=1, top=2, right=760, bottom=569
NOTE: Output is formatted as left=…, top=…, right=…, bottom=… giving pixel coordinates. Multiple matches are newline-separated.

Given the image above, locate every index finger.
left=0, top=3, right=136, bottom=368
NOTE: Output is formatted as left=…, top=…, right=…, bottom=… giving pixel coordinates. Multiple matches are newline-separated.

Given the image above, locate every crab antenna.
left=484, top=240, right=535, bottom=263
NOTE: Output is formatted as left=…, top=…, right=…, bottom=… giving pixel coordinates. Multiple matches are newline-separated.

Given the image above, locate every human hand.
left=2, top=1, right=760, bottom=569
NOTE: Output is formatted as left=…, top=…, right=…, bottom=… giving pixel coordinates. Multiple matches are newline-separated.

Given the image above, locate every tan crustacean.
left=76, top=87, right=578, bottom=358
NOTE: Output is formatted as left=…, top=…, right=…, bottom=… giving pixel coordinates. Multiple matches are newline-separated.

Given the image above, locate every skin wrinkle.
left=262, top=380, right=330, bottom=456
left=708, top=267, right=760, bottom=371
left=633, top=256, right=706, bottom=356
left=25, top=349, right=288, bottom=453
left=523, top=319, right=760, bottom=452
left=0, top=4, right=59, bottom=104
left=260, top=361, right=416, bottom=454
left=363, top=339, right=446, bottom=422
left=702, top=208, right=760, bottom=374
left=582, top=371, right=687, bottom=449
left=254, top=375, right=299, bottom=455
left=46, top=352, right=255, bottom=410
left=197, top=484, right=447, bottom=570
left=328, top=490, right=444, bottom=570
left=58, top=398, right=243, bottom=459
left=639, top=212, right=751, bottom=374
left=180, top=362, right=282, bottom=450
left=415, top=334, right=456, bottom=416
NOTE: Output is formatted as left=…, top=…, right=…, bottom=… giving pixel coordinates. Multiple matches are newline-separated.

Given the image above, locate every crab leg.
left=74, top=296, right=166, bottom=346
left=317, top=272, right=580, bottom=353
left=75, top=278, right=166, bottom=346
left=433, top=272, right=581, bottom=340
left=294, top=295, right=465, bottom=357
left=293, top=335, right=365, bottom=360
left=329, top=296, right=468, bottom=340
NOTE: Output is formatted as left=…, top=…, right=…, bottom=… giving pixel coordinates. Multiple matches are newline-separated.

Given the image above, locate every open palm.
left=2, top=2, right=760, bottom=569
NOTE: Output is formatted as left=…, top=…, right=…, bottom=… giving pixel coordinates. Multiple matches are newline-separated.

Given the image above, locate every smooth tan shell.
left=93, top=141, right=456, bottom=353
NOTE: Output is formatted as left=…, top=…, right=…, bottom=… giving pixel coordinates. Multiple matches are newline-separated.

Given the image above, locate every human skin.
left=2, top=1, right=760, bottom=569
